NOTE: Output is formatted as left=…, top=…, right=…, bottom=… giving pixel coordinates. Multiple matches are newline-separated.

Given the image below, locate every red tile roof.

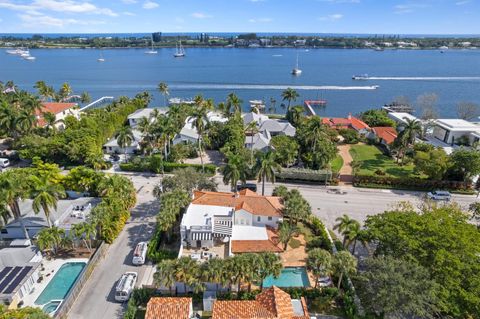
left=212, top=286, right=309, bottom=319
left=192, top=191, right=283, bottom=217
left=322, top=115, right=370, bottom=131
left=41, top=102, right=77, bottom=114
left=373, top=126, right=398, bottom=144
left=145, top=297, right=192, bottom=319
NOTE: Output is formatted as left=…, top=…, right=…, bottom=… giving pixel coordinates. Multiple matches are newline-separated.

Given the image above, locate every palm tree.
left=158, top=82, right=169, bottom=107
left=29, top=175, right=66, bottom=228
left=258, top=253, right=282, bottom=290
left=333, top=250, right=357, bottom=290
left=286, top=105, right=305, bottom=127
left=80, top=92, right=91, bottom=104
left=226, top=93, right=243, bottom=115
left=0, top=101, right=18, bottom=136
left=333, top=214, right=357, bottom=246
left=43, top=112, right=58, bottom=134
left=116, top=126, right=135, bottom=162
left=15, top=109, right=36, bottom=134
left=71, top=222, right=96, bottom=251
left=34, top=81, right=48, bottom=101
left=0, top=170, right=31, bottom=239
left=202, top=258, right=228, bottom=291
left=344, top=223, right=369, bottom=255
left=281, top=88, right=299, bottom=110
left=222, top=153, right=248, bottom=191
left=255, top=150, right=281, bottom=196
left=307, top=248, right=333, bottom=288
left=155, top=260, right=177, bottom=295
left=36, top=226, right=65, bottom=255
left=57, top=82, right=72, bottom=102
left=174, top=257, right=200, bottom=294
left=306, top=116, right=328, bottom=152
left=282, top=190, right=311, bottom=225
left=191, top=96, right=213, bottom=172
left=399, top=118, right=422, bottom=145
left=278, top=222, right=298, bottom=250
left=245, top=122, right=259, bottom=165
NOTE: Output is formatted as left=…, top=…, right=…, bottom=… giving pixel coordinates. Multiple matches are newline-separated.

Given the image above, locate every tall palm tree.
left=258, top=253, right=282, bottom=290
left=43, top=112, right=58, bottom=135
left=202, top=258, right=228, bottom=292
left=174, top=257, right=200, bottom=294
left=155, top=260, right=177, bottom=295
left=278, top=222, right=298, bottom=250
left=226, top=93, right=243, bottom=115
left=306, top=116, right=328, bottom=152
left=70, top=221, right=96, bottom=251
left=0, top=100, right=18, bottom=136
left=29, top=175, right=66, bottom=228
left=15, top=109, right=36, bottom=134
left=158, top=82, right=169, bottom=107
left=116, top=126, right=135, bottom=162
left=245, top=122, right=259, bottom=165
left=34, top=81, right=48, bottom=101
left=281, top=88, right=299, bottom=110
left=333, top=250, right=357, bottom=290
left=36, top=226, right=65, bottom=256
left=191, top=96, right=213, bottom=172
left=344, top=223, right=369, bottom=255
left=255, top=150, right=281, bottom=196
left=0, top=170, right=31, bottom=239
left=286, top=105, right=305, bottom=127
left=282, top=190, right=311, bottom=225
left=307, top=248, right=333, bottom=288
left=57, top=82, right=72, bottom=102
left=333, top=214, right=357, bottom=246
left=80, top=91, right=91, bottom=104
left=399, top=118, right=422, bottom=145
left=222, top=153, right=247, bottom=191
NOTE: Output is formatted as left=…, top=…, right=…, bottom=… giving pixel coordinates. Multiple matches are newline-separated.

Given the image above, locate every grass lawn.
left=349, top=144, right=418, bottom=178
left=330, top=155, right=344, bottom=173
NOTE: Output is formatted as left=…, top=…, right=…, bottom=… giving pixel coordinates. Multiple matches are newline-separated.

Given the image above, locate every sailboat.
left=97, top=51, right=105, bottom=62
left=291, top=53, right=302, bottom=75
left=174, top=41, right=185, bottom=57
left=144, top=37, right=158, bottom=54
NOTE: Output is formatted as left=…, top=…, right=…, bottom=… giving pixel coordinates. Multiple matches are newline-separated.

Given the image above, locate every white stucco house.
left=103, top=129, right=142, bottom=154
left=127, top=108, right=166, bottom=128
left=36, top=102, right=79, bottom=129
left=432, top=119, right=480, bottom=146
left=245, top=131, right=271, bottom=151
left=180, top=190, right=284, bottom=257
left=172, top=112, right=227, bottom=145
left=242, top=112, right=296, bottom=151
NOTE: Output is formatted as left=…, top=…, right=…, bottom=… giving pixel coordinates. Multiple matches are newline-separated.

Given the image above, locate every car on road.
left=115, top=272, right=137, bottom=302
left=0, top=158, right=10, bottom=168
left=317, top=276, right=333, bottom=287
left=427, top=190, right=451, bottom=201
left=132, top=242, right=148, bottom=266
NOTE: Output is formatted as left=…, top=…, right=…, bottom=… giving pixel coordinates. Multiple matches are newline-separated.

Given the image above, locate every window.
left=257, top=216, right=261, bottom=222
left=0, top=229, right=7, bottom=234
left=268, top=217, right=273, bottom=221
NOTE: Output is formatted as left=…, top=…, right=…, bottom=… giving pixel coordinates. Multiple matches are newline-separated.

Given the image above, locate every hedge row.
left=275, top=168, right=337, bottom=184
left=119, top=160, right=217, bottom=175
left=353, top=175, right=472, bottom=191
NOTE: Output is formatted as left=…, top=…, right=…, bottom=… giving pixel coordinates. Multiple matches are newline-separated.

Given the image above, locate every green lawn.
left=330, top=155, right=344, bottom=173
left=349, top=144, right=417, bottom=177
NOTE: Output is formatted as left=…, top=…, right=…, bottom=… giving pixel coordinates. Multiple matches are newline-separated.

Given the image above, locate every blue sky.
left=0, top=0, right=478, bottom=34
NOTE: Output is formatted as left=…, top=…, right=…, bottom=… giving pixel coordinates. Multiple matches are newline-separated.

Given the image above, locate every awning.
left=191, top=232, right=212, bottom=241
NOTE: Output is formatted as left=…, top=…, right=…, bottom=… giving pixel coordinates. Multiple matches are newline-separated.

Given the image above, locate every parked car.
left=0, top=158, right=10, bottom=168
left=236, top=183, right=257, bottom=192
left=110, top=154, right=120, bottom=162
left=115, top=272, right=137, bottom=302
left=132, top=242, right=148, bottom=266
left=317, top=276, right=333, bottom=287
left=427, top=190, right=451, bottom=201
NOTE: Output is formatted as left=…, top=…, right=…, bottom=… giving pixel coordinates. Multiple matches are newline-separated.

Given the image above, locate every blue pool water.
left=263, top=267, right=310, bottom=288
left=35, top=262, right=86, bottom=305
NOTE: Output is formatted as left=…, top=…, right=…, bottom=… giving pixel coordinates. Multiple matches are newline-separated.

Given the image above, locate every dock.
left=79, top=96, right=115, bottom=112
left=304, top=99, right=327, bottom=116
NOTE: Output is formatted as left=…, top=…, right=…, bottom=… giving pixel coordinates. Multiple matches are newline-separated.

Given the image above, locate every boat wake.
left=169, top=84, right=378, bottom=91
left=367, top=76, right=480, bottom=81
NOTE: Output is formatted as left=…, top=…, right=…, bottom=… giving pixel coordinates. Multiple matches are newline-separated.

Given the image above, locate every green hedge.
left=353, top=175, right=472, bottom=191
left=120, top=160, right=217, bottom=175
left=304, top=216, right=333, bottom=252
left=275, top=168, right=337, bottom=184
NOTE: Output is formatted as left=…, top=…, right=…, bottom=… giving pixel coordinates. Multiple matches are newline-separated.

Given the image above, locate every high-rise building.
left=152, top=32, right=162, bottom=42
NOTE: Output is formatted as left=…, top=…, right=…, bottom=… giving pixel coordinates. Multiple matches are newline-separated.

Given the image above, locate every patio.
left=181, top=241, right=229, bottom=261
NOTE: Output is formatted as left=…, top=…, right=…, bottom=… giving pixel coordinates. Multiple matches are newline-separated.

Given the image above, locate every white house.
left=432, top=119, right=480, bottom=146
left=242, top=112, right=296, bottom=151
left=0, top=244, right=43, bottom=308
left=387, top=112, right=419, bottom=126
left=172, top=112, right=227, bottom=145
left=258, top=119, right=296, bottom=137
left=127, top=108, right=166, bottom=128
left=180, top=190, right=284, bottom=256
left=103, top=129, right=143, bottom=154
left=245, top=131, right=271, bottom=151
left=36, top=102, right=79, bottom=129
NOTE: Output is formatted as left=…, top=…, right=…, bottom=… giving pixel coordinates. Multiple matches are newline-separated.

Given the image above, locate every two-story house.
left=180, top=190, right=284, bottom=258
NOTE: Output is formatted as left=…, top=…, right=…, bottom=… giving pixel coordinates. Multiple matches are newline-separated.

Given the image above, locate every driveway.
left=68, top=174, right=161, bottom=319
left=337, top=144, right=353, bottom=184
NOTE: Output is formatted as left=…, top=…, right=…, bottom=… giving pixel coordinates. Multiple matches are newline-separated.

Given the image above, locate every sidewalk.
left=337, top=144, right=353, bottom=185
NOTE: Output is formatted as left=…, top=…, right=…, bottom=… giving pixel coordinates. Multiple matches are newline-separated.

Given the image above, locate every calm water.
left=263, top=267, right=310, bottom=288
left=2, top=48, right=480, bottom=117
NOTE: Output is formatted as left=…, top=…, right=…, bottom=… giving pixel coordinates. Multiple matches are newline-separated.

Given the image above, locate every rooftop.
left=103, top=129, right=143, bottom=147
left=231, top=226, right=283, bottom=253
left=435, top=119, right=480, bottom=131
left=145, top=297, right=192, bottom=319
left=231, top=225, right=268, bottom=241
left=322, top=115, right=369, bottom=131
left=127, top=108, right=166, bottom=120
left=41, top=102, right=77, bottom=114
left=387, top=112, right=418, bottom=123
left=372, top=126, right=398, bottom=144
left=181, top=204, right=232, bottom=229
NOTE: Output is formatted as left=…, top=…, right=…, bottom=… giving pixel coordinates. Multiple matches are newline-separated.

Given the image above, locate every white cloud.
left=320, top=0, right=359, bottom=3
left=0, top=0, right=117, bottom=16
left=248, top=17, right=273, bottom=23
left=394, top=3, right=428, bottom=14
left=19, top=13, right=105, bottom=28
left=142, top=1, right=159, bottom=9
left=191, top=12, right=212, bottom=19
left=319, top=13, right=344, bottom=21
left=249, top=0, right=266, bottom=2
left=456, top=0, right=470, bottom=4
left=122, top=0, right=138, bottom=3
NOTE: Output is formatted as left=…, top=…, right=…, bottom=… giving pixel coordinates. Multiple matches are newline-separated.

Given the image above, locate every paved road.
left=69, top=174, right=161, bottom=319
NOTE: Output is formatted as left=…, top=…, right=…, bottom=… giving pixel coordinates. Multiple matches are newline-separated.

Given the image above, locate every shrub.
left=353, top=175, right=472, bottom=191
left=289, top=238, right=302, bottom=249
left=374, top=169, right=386, bottom=176
left=120, top=158, right=217, bottom=175
left=338, top=129, right=360, bottom=144
left=304, top=216, right=333, bottom=252
left=275, top=168, right=336, bottom=184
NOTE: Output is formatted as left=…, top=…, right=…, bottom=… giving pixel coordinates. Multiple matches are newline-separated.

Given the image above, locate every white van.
left=132, top=242, right=148, bottom=266
left=115, top=272, right=137, bottom=302
left=0, top=158, right=10, bottom=168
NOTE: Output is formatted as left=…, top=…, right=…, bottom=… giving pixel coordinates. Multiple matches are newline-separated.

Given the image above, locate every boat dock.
left=304, top=99, right=327, bottom=116
left=79, top=96, right=114, bottom=111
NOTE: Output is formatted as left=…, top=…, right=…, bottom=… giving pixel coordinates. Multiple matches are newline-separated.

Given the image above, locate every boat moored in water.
left=352, top=74, right=369, bottom=80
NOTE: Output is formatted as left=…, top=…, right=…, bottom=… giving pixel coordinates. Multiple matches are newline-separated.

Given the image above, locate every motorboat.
left=352, top=74, right=369, bottom=80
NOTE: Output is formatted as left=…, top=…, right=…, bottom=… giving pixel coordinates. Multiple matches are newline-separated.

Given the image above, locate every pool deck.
left=279, top=235, right=316, bottom=287
left=22, top=257, right=89, bottom=308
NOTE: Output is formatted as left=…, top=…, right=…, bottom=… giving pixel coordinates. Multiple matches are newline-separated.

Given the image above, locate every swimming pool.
left=263, top=267, right=310, bottom=288
left=35, top=262, right=86, bottom=306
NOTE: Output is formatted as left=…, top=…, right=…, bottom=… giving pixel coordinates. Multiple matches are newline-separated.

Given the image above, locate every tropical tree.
left=29, top=175, right=66, bottom=228
left=333, top=250, right=357, bottom=290
left=116, top=126, right=135, bottom=162
left=201, top=258, right=228, bottom=291
left=245, top=121, right=259, bottom=165
left=270, top=135, right=299, bottom=167
left=36, top=226, right=66, bottom=255
left=255, top=150, right=281, bottom=196
left=80, top=91, right=91, bottom=104
left=286, top=105, right=305, bottom=127
left=343, top=222, right=370, bottom=255
left=15, top=109, right=36, bottom=134
left=43, top=111, right=58, bottom=134
left=307, top=248, right=333, bottom=288
left=222, top=153, right=248, bottom=191
left=70, top=221, right=96, bottom=251
left=278, top=222, right=298, bottom=250
left=158, top=82, right=169, bottom=107
left=333, top=214, right=358, bottom=246
left=154, top=259, right=177, bottom=295
left=226, top=93, right=243, bottom=115
left=398, top=118, right=422, bottom=145
left=174, top=257, right=202, bottom=294
left=281, top=88, right=299, bottom=110
left=282, top=189, right=311, bottom=225
left=57, top=82, right=72, bottom=102
left=191, top=96, right=213, bottom=172
left=257, top=253, right=282, bottom=290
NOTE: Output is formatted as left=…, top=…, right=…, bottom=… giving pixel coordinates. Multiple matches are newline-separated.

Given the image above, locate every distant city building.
left=200, top=33, right=209, bottom=43
left=152, top=32, right=162, bottom=42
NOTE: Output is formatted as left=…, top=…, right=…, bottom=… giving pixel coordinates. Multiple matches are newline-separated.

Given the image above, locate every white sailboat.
left=144, top=37, right=158, bottom=54
left=291, top=53, right=302, bottom=75
left=174, top=41, right=185, bottom=57
left=97, top=51, right=105, bottom=62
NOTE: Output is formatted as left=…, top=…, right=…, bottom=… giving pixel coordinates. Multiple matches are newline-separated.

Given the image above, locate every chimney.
left=348, top=113, right=352, bottom=120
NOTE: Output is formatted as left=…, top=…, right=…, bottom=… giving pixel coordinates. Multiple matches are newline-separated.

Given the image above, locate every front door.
left=196, top=240, right=201, bottom=248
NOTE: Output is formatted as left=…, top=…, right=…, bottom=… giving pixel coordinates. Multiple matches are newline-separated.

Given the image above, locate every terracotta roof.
left=350, top=117, right=370, bottom=130
left=232, top=226, right=283, bottom=253
left=145, top=297, right=192, bottom=319
left=322, top=116, right=370, bottom=131
left=41, top=102, right=77, bottom=114
left=212, top=287, right=309, bottom=319
left=373, top=126, right=398, bottom=144
left=192, top=191, right=283, bottom=217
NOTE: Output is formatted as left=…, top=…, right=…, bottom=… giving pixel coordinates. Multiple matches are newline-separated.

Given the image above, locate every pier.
left=79, top=96, right=115, bottom=112
left=304, top=99, right=327, bottom=116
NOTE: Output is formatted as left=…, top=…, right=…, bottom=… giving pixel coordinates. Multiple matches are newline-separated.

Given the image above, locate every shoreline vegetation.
left=1, top=33, right=480, bottom=50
